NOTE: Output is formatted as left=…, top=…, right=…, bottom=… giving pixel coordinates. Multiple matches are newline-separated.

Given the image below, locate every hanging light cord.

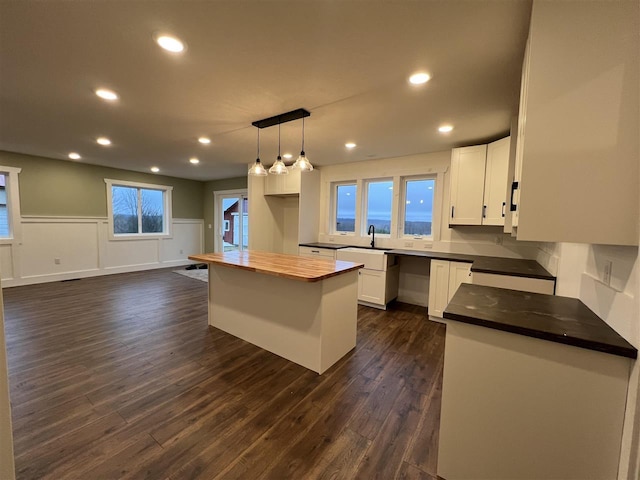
left=257, top=128, right=260, bottom=159
left=301, top=117, right=305, bottom=153
left=278, top=122, right=281, bottom=158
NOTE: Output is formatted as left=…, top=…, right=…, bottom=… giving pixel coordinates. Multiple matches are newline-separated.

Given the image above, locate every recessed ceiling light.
left=155, top=34, right=185, bottom=53
left=409, top=72, right=431, bottom=85
left=189, top=157, right=200, bottom=165
left=345, top=142, right=357, bottom=149
left=283, top=153, right=293, bottom=159
left=438, top=125, right=454, bottom=133
left=96, top=137, right=111, bottom=146
left=151, top=166, right=160, bottom=173
left=198, top=137, right=211, bottom=145
left=95, top=89, right=118, bottom=101
left=68, top=152, right=81, bottom=160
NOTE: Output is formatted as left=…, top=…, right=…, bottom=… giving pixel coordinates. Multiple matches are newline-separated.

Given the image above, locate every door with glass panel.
left=215, top=191, right=248, bottom=253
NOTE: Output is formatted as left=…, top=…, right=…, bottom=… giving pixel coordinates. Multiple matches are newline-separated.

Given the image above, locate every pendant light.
left=268, top=122, right=289, bottom=175
left=248, top=128, right=267, bottom=176
left=292, top=116, right=313, bottom=171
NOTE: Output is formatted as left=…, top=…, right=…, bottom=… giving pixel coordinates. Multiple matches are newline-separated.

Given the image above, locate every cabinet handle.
left=482, top=205, right=487, bottom=218
left=509, top=181, right=519, bottom=212
left=311, top=250, right=319, bottom=253
left=502, top=202, right=506, bottom=217
left=451, top=206, right=455, bottom=218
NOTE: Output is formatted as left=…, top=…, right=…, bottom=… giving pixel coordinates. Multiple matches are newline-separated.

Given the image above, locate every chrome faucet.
left=368, top=224, right=375, bottom=248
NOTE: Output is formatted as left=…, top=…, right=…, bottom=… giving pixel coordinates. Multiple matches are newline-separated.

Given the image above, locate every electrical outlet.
left=404, top=241, right=414, bottom=248
left=329, top=237, right=335, bottom=242
left=208, top=224, right=212, bottom=229
left=603, top=260, right=612, bottom=286
left=54, top=258, right=61, bottom=265
left=179, top=249, right=184, bottom=255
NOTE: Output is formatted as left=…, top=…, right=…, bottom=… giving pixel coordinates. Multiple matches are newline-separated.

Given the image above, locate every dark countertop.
left=386, top=249, right=555, bottom=280
left=444, top=284, right=637, bottom=359
left=299, top=242, right=352, bottom=250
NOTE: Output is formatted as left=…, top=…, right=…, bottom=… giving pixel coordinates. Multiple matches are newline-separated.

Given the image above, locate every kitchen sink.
left=336, top=247, right=393, bottom=270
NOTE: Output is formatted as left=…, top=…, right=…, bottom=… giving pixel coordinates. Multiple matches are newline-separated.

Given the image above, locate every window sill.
left=109, top=233, right=172, bottom=241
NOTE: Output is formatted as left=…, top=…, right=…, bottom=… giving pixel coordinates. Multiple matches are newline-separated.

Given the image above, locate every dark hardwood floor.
left=4, top=268, right=445, bottom=479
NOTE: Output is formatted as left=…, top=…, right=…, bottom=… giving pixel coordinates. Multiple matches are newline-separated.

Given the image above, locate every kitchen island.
left=188, top=251, right=363, bottom=374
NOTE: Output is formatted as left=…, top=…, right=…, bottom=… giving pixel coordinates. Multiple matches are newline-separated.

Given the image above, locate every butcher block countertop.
left=189, top=251, right=363, bottom=283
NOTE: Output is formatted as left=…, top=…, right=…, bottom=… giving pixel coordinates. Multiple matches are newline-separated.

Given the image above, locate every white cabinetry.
left=335, top=249, right=399, bottom=310
left=472, top=272, right=555, bottom=295
left=449, top=138, right=510, bottom=227
left=248, top=168, right=320, bottom=255
left=298, top=246, right=336, bottom=260
left=428, top=260, right=472, bottom=318
left=511, top=1, right=638, bottom=245
left=264, top=167, right=301, bottom=196
left=449, top=145, right=486, bottom=226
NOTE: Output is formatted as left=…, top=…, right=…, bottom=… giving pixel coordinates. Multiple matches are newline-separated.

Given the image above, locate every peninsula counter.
left=188, top=251, right=363, bottom=374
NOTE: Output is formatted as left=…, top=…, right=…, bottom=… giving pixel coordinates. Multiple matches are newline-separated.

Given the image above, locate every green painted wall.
left=203, top=177, right=247, bottom=252
left=0, top=151, right=205, bottom=219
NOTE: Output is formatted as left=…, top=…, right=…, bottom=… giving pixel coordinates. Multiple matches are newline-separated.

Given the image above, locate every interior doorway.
left=214, top=189, right=248, bottom=253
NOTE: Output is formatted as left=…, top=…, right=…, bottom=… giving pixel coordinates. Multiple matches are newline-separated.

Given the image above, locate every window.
left=105, top=179, right=172, bottom=238
left=0, top=166, right=22, bottom=242
left=402, top=177, right=435, bottom=237
left=334, top=183, right=356, bottom=233
left=364, top=180, right=393, bottom=234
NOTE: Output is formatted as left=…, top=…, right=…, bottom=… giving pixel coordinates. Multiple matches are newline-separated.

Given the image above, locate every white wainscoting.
left=0, top=216, right=204, bottom=287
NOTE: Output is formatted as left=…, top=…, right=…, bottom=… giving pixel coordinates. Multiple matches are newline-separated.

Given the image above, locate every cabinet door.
left=449, top=145, right=487, bottom=225
left=264, top=174, right=281, bottom=195
left=358, top=269, right=386, bottom=305
left=515, top=2, right=638, bottom=245
left=428, top=260, right=450, bottom=318
left=447, top=262, right=472, bottom=303
left=511, top=37, right=530, bottom=230
left=483, top=137, right=510, bottom=226
left=282, top=168, right=301, bottom=194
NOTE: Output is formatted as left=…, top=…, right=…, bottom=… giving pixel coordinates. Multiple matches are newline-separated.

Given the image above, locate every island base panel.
left=207, top=265, right=358, bottom=374
left=438, top=321, right=631, bottom=480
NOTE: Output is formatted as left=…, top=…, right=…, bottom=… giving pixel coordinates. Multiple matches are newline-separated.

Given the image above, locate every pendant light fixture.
left=248, top=128, right=267, bottom=176
left=268, top=122, right=289, bottom=175
left=292, top=116, right=313, bottom=171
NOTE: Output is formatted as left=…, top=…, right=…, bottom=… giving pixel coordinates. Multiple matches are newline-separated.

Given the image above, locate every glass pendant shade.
left=269, top=123, right=289, bottom=175
left=248, top=158, right=267, bottom=176
left=292, top=151, right=313, bottom=171
left=291, top=116, right=313, bottom=171
left=269, top=155, right=289, bottom=175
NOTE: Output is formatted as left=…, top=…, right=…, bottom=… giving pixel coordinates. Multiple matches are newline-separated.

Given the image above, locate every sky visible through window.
left=336, top=178, right=435, bottom=236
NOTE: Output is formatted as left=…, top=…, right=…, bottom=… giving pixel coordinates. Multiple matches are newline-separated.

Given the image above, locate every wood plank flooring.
left=4, top=268, right=445, bottom=479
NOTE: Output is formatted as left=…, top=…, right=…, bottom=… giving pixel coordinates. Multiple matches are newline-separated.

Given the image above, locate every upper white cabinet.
left=449, top=137, right=510, bottom=227
left=248, top=168, right=320, bottom=254
left=483, top=137, right=510, bottom=226
left=264, top=167, right=301, bottom=196
left=511, top=1, right=638, bottom=245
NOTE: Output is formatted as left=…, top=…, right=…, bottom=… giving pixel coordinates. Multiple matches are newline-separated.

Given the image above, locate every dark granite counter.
left=385, top=249, right=555, bottom=280
left=444, top=283, right=637, bottom=359
left=299, top=242, right=352, bottom=250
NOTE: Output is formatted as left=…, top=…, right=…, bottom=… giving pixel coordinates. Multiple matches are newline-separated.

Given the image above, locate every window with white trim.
left=400, top=177, right=435, bottom=238
left=363, top=179, right=393, bottom=235
left=0, top=166, right=22, bottom=242
left=333, top=182, right=357, bottom=234
left=105, top=179, right=172, bottom=238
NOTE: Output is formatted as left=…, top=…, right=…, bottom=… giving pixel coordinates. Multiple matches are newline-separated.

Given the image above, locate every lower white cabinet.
left=357, top=266, right=399, bottom=309
left=298, top=246, right=336, bottom=260
left=428, top=260, right=472, bottom=318
left=472, top=272, right=555, bottom=295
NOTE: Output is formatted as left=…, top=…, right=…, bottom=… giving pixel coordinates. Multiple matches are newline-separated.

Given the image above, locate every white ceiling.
left=0, top=1, right=532, bottom=181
